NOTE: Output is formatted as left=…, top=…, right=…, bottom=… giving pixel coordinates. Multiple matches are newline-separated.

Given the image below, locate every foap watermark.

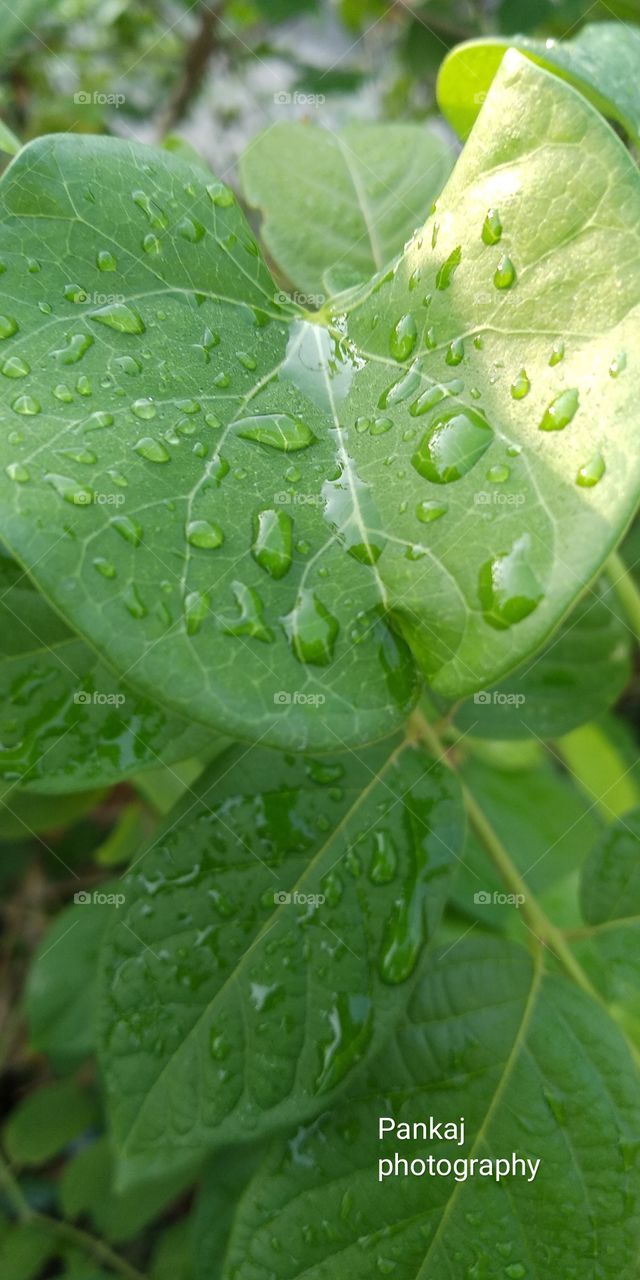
left=473, top=690, right=525, bottom=708
left=273, top=90, right=325, bottom=108
left=474, top=491, right=526, bottom=508
left=74, top=89, right=126, bottom=109
left=275, top=289, right=325, bottom=310
left=274, top=491, right=322, bottom=507
left=74, top=888, right=126, bottom=908
left=273, top=890, right=326, bottom=908
left=274, top=690, right=326, bottom=707
left=474, top=890, right=526, bottom=908
left=74, top=690, right=126, bottom=707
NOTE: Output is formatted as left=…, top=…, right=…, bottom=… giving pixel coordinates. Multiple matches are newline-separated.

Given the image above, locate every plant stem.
left=0, top=1153, right=146, bottom=1280
left=408, top=710, right=600, bottom=999
left=607, top=549, right=640, bottom=640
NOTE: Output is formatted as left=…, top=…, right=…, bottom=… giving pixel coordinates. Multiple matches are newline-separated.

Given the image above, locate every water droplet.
left=576, top=453, right=605, bottom=488
left=511, top=369, right=530, bottom=400
left=252, top=508, right=293, bottom=578
left=64, top=282, right=89, bottom=303
left=132, top=190, right=167, bottom=228
left=207, top=181, right=235, bottom=207
left=134, top=437, right=170, bottom=463
left=93, top=557, right=116, bottom=578
left=76, top=375, right=92, bottom=396
left=416, top=499, right=447, bottom=523
left=409, top=386, right=446, bottom=417
left=90, top=303, right=145, bottom=334
left=186, top=519, right=224, bottom=549
left=369, top=831, right=398, bottom=884
left=539, top=388, right=579, bottom=432
left=12, top=395, right=40, bottom=415
left=62, top=447, right=97, bottom=465
left=235, top=413, right=315, bottom=452
left=123, top=582, right=147, bottom=619
left=610, top=351, right=627, bottom=377
left=111, top=515, right=143, bottom=546
left=0, top=315, right=18, bottom=339
left=315, top=993, right=373, bottom=1092
left=131, top=397, right=156, bottom=420
left=445, top=337, right=464, bottom=367
left=487, top=464, right=510, bottom=483
left=389, top=313, right=417, bottom=361
left=6, top=462, right=29, bottom=483
left=88, top=411, right=114, bottom=430
left=97, top=249, right=117, bottom=271
left=479, top=536, right=543, bottom=630
left=177, top=215, right=205, bottom=243
left=283, top=589, right=339, bottom=665
left=436, top=246, right=461, bottom=290
left=1, top=355, right=29, bottom=378
left=237, top=350, right=257, bottom=370
left=494, top=254, right=516, bottom=289
left=482, top=207, right=502, bottom=245
left=379, top=362, right=421, bottom=409
left=184, top=589, right=210, bottom=635
left=52, top=333, right=94, bottom=365
left=221, top=581, right=273, bottom=642
left=53, top=384, right=73, bottom=403
left=549, top=339, right=565, bottom=366
left=45, top=473, right=94, bottom=506
left=412, top=408, right=493, bottom=484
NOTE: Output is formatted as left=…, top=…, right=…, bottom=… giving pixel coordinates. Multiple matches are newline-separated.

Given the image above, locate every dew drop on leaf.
left=12, top=394, right=40, bottom=415
left=416, top=498, right=447, bottom=523
left=487, top=464, right=510, bottom=483
left=412, top=408, right=493, bottom=484
left=478, top=536, right=543, bottom=630
left=511, top=369, right=530, bottom=400
left=389, top=313, right=417, bottom=361
left=186, top=519, right=224, bottom=549
left=221, top=581, right=274, bottom=642
left=90, top=303, right=145, bottom=334
left=1, top=356, right=30, bottom=378
left=283, top=589, right=339, bottom=665
left=539, top=388, right=579, bottom=431
left=134, top=437, right=170, bottom=463
left=111, top=514, right=143, bottom=546
left=97, top=249, right=117, bottom=271
left=93, top=557, right=117, bottom=578
left=184, top=589, right=210, bottom=635
left=482, top=207, right=503, bottom=245
left=123, top=582, right=147, bottom=619
left=446, top=337, right=464, bottom=367
left=235, top=413, right=315, bottom=452
left=45, top=473, right=94, bottom=506
left=435, top=246, right=461, bottom=290
left=610, top=352, right=627, bottom=377
left=6, top=462, right=29, bottom=483
left=0, top=315, right=18, bottom=339
left=494, top=254, right=516, bottom=289
left=252, top=508, right=293, bottom=579
left=549, top=339, right=565, bottom=366
left=132, top=398, right=156, bottom=419
left=576, top=453, right=605, bottom=488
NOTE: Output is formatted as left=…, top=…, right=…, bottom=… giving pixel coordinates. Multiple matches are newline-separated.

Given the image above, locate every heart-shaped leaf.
left=221, top=937, right=640, bottom=1280
left=0, top=552, right=215, bottom=792
left=0, top=52, right=639, bottom=746
left=98, top=738, right=462, bottom=1167
left=239, top=122, right=453, bottom=297
left=437, top=22, right=640, bottom=143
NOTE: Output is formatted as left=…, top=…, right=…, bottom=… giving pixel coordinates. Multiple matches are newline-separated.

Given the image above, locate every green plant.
left=3, top=16, right=640, bottom=1280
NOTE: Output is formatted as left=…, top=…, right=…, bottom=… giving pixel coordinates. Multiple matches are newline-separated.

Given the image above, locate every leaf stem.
left=607, top=549, right=640, bottom=640
left=409, top=710, right=601, bottom=999
left=0, top=1152, right=146, bottom=1280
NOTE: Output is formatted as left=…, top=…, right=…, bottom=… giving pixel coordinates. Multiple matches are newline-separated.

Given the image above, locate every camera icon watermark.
left=474, top=889, right=525, bottom=908
left=274, top=289, right=325, bottom=310
left=473, top=690, right=525, bottom=708
left=74, top=690, right=126, bottom=707
left=74, top=90, right=126, bottom=109
left=274, top=491, right=322, bottom=506
left=273, top=890, right=326, bottom=907
left=474, top=491, right=526, bottom=507
left=274, top=690, right=326, bottom=707
left=74, top=889, right=126, bottom=908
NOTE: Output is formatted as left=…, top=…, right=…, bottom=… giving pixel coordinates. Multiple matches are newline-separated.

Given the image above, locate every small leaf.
left=437, top=22, right=640, bottom=144
left=581, top=806, right=640, bottom=925
left=98, top=739, right=462, bottom=1166
left=240, top=122, right=453, bottom=297
left=2, top=1079, right=99, bottom=1166
left=222, top=938, right=640, bottom=1280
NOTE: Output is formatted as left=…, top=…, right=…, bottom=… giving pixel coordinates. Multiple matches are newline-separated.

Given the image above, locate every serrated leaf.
left=239, top=122, right=453, bottom=297
left=98, top=738, right=462, bottom=1166
left=2, top=1079, right=99, bottom=1166
left=0, top=55, right=639, bottom=744
left=222, top=937, right=640, bottom=1280
left=453, top=578, right=631, bottom=740
left=437, top=22, right=640, bottom=143
left=0, top=552, right=215, bottom=793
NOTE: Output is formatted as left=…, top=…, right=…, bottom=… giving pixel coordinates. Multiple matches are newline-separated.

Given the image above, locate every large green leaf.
left=239, top=122, right=453, bottom=297
left=437, top=22, right=640, bottom=143
left=453, top=578, right=631, bottom=740
left=222, top=937, right=640, bottom=1280
left=0, top=53, right=639, bottom=745
left=0, top=552, right=215, bottom=792
left=98, top=738, right=462, bottom=1167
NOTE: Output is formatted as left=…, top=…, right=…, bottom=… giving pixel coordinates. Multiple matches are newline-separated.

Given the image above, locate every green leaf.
left=0, top=1220, right=55, bottom=1280
left=453, top=753, right=601, bottom=930
left=24, top=894, right=111, bottom=1069
left=0, top=782, right=102, bottom=839
left=581, top=806, right=640, bottom=925
left=437, top=22, right=640, bottom=144
left=222, top=937, right=640, bottom=1280
left=59, top=1136, right=195, bottom=1244
left=452, top=578, right=631, bottom=740
left=151, top=1219, right=192, bottom=1280
left=0, top=119, right=20, bottom=158
left=558, top=720, right=640, bottom=820
left=239, top=122, right=453, bottom=297
left=98, top=739, right=462, bottom=1166
left=192, top=1147, right=265, bottom=1280
left=2, top=1079, right=99, bottom=1166
left=0, top=552, right=215, bottom=793
left=0, top=53, right=639, bottom=744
